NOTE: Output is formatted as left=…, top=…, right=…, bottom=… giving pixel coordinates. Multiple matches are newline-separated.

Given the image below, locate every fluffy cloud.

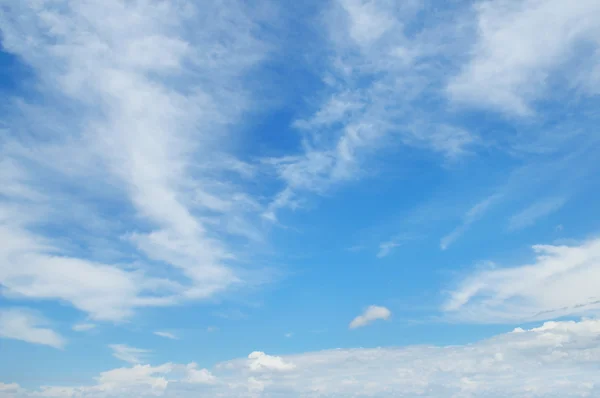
left=0, top=308, right=65, bottom=349
left=184, top=364, right=217, bottom=385
left=349, top=305, right=391, bottom=329
left=0, top=382, right=21, bottom=395
left=3, top=318, right=600, bottom=397
left=444, top=238, right=600, bottom=323
left=247, top=352, right=296, bottom=372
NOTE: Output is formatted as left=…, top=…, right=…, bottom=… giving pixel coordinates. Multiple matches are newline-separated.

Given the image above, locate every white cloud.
left=0, top=223, right=167, bottom=321
left=5, top=318, right=600, bottom=397
left=109, top=344, right=151, bottom=365
left=349, top=305, right=391, bottom=329
left=0, top=382, right=20, bottom=393
left=438, top=151, right=591, bottom=250
left=91, top=363, right=175, bottom=396
left=377, top=234, right=416, bottom=258
left=448, top=0, right=600, bottom=115
left=0, top=308, right=65, bottom=349
left=440, top=194, right=501, bottom=250
left=508, top=196, right=567, bottom=231
left=444, top=238, right=600, bottom=323
left=264, top=0, right=477, bottom=219
left=184, top=364, right=217, bottom=385
left=339, top=0, right=395, bottom=46
left=154, top=331, right=178, bottom=340
left=377, top=241, right=401, bottom=258
left=0, top=0, right=274, bottom=321
left=247, top=351, right=296, bottom=372
left=72, top=323, right=96, bottom=332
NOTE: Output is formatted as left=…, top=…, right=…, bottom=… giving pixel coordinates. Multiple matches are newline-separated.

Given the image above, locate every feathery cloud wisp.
left=0, top=0, right=273, bottom=322
left=444, top=238, right=600, bottom=323
left=0, top=308, right=65, bottom=349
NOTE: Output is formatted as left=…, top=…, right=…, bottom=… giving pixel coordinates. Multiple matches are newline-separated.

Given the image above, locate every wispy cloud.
left=0, top=308, right=65, bottom=349
left=0, top=0, right=275, bottom=322
left=109, top=344, right=152, bottom=365
left=72, top=323, right=96, bottom=332
left=447, top=0, right=600, bottom=115
left=264, top=0, right=478, bottom=220
left=377, top=241, right=402, bottom=258
left=377, top=234, right=416, bottom=258
left=349, top=305, right=391, bottom=329
left=508, top=196, right=567, bottom=231
left=444, top=238, right=600, bottom=323
left=154, top=331, right=178, bottom=340
left=440, top=194, right=501, bottom=250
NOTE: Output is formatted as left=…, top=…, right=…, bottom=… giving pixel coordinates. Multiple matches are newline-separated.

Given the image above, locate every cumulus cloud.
left=0, top=382, right=21, bottom=393
left=349, top=305, right=391, bottom=329
left=247, top=351, right=296, bottom=372
left=0, top=308, right=65, bottom=349
left=109, top=344, right=151, bottom=365
left=3, top=319, right=600, bottom=397
left=184, top=364, right=217, bottom=385
left=444, top=238, right=600, bottom=323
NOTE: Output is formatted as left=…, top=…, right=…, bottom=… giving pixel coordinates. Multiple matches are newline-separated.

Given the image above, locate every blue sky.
left=1, top=0, right=600, bottom=397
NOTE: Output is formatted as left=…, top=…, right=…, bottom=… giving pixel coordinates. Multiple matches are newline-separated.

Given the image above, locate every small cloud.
left=154, top=331, right=178, bottom=340
left=349, top=305, right=391, bottom=329
left=440, top=194, right=501, bottom=250
left=214, top=309, right=247, bottom=320
left=555, top=224, right=564, bottom=232
left=0, top=382, right=20, bottom=393
left=377, top=234, right=418, bottom=258
left=0, top=308, right=66, bottom=349
left=377, top=241, right=402, bottom=258
left=346, top=245, right=366, bottom=252
left=247, top=351, right=296, bottom=372
left=284, top=332, right=293, bottom=338
left=508, top=196, right=566, bottom=231
left=72, top=323, right=96, bottom=332
left=109, top=344, right=151, bottom=364
left=206, top=326, right=219, bottom=333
